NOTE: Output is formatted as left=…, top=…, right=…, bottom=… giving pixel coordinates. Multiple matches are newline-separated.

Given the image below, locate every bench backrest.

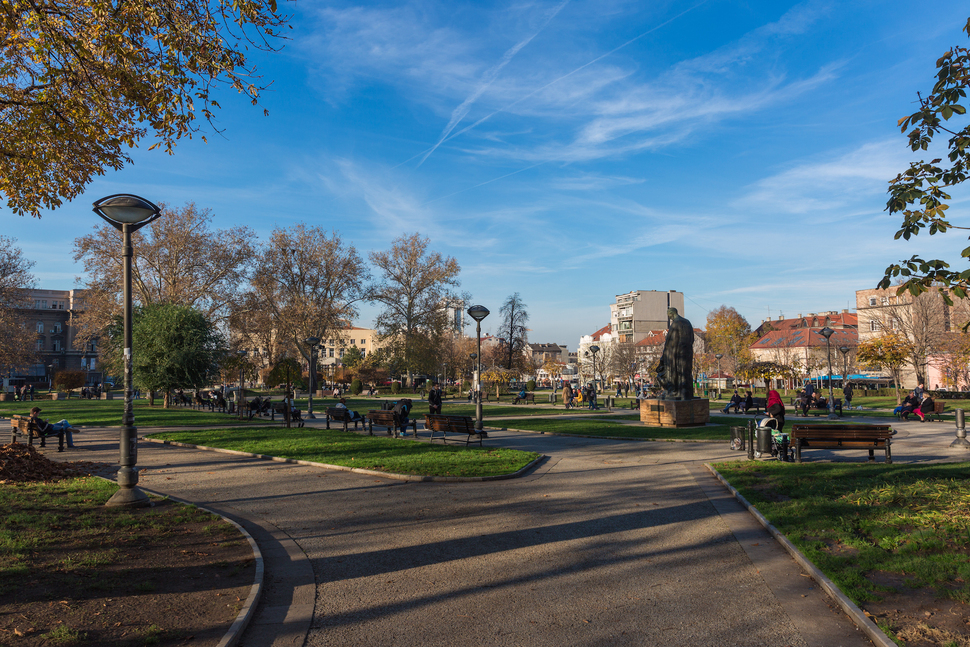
left=934, top=401, right=946, bottom=414
left=790, top=424, right=893, bottom=439
left=425, top=414, right=474, bottom=432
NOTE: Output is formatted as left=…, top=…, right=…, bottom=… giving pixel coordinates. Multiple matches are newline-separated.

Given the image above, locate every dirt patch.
left=863, top=581, right=970, bottom=647
left=0, top=443, right=101, bottom=483
left=0, top=445, right=256, bottom=647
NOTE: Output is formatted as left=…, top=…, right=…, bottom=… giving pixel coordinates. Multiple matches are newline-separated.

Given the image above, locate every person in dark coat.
left=914, top=394, right=935, bottom=422
left=428, top=383, right=443, bottom=415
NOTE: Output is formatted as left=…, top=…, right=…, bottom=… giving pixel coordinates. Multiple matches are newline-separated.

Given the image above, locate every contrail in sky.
left=400, top=0, right=711, bottom=169
left=416, top=0, right=571, bottom=167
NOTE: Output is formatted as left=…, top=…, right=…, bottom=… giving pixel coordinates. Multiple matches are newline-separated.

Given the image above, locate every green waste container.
left=730, top=426, right=746, bottom=451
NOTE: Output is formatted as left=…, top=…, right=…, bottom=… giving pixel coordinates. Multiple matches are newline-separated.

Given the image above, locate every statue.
left=654, top=307, right=695, bottom=400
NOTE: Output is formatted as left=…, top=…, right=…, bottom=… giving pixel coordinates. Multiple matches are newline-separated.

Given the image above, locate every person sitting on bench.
left=722, top=391, right=742, bottom=414
left=29, top=407, right=77, bottom=447
left=334, top=398, right=362, bottom=421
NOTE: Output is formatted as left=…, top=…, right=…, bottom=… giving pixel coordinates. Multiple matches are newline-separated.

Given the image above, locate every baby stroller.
left=754, top=416, right=793, bottom=461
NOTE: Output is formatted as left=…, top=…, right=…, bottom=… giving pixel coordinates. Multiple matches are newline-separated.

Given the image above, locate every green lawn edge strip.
left=491, top=426, right=723, bottom=443
left=704, top=463, right=896, bottom=647
left=142, top=437, right=544, bottom=482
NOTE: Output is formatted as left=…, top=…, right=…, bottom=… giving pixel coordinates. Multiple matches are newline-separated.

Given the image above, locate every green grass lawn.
left=147, top=426, right=540, bottom=478
left=0, top=399, right=270, bottom=427
left=714, top=461, right=970, bottom=643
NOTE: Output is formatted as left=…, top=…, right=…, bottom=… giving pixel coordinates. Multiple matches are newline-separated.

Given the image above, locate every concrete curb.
left=704, top=463, right=897, bottom=647
left=141, top=436, right=544, bottom=482
left=109, top=483, right=264, bottom=647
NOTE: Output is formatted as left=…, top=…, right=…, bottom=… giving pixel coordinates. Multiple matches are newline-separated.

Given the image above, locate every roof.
left=750, top=327, right=858, bottom=349
left=754, top=312, right=858, bottom=337
left=635, top=330, right=666, bottom=347
left=588, top=324, right=612, bottom=341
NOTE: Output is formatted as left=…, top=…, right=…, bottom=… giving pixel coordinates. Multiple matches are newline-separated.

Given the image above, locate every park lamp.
left=839, top=345, right=851, bottom=384
left=92, top=194, right=161, bottom=508
left=715, top=354, right=723, bottom=398
left=819, top=327, right=837, bottom=419
left=467, top=305, right=489, bottom=431
left=590, top=345, right=600, bottom=392
left=305, top=336, right=320, bottom=418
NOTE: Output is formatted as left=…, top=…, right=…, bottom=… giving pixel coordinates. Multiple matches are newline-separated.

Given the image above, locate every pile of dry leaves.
left=0, top=443, right=96, bottom=483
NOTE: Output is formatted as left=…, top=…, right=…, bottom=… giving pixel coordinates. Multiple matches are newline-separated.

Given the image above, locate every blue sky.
left=7, top=0, right=970, bottom=349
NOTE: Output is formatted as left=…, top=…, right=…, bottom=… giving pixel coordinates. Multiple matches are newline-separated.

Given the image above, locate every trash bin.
left=756, top=426, right=772, bottom=455
left=730, top=426, right=745, bottom=451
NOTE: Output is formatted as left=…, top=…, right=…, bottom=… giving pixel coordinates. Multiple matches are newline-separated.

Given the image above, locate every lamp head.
left=819, top=327, right=834, bottom=339
left=305, top=336, right=320, bottom=346
left=468, top=305, right=490, bottom=322
left=92, top=194, right=161, bottom=228
left=715, top=353, right=723, bottom=360
left=839, top=345, right=850, bottom=355
left=590, top=345, right=600, bottom=354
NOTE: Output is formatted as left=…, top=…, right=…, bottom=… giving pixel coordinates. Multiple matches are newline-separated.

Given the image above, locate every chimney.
left=777, top=315, right=783, bottom=320
left=842, top=309, right=848, bottom=313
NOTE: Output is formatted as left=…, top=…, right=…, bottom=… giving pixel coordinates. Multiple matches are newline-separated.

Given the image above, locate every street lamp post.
left=469, top=353, right=478, bottom=402
left=589, top=345, right=600, bottom=409
left=93, top=194, right=161, bottom=508
left=820, top=327, right=838, bottom=419
left=47, top=364, right=53, bottom=392
left=468, top=305, right=490, bottom=431
left=237, top=350, right=247, bottom=420
left=305, top=337, right=320, bottom=419
left=715, top=354, right=723, bottom=400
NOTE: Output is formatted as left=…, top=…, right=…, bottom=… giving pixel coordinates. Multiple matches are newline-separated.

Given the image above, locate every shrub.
left=526, top=379, right=536, bottom=391
left=53, top=370, right=86, bottom=393
left=390, top=381, right=401, bottom=394
left=351, top=379, right=363, bottom=395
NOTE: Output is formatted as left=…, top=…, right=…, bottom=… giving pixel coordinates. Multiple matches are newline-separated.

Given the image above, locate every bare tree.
left=0, top=237, right=36, bottom=372
left=72, top=202, right=255, bottom=346
left=369, top=233, right=461, bottom=387
left=242, top=225, right=369, bottom=371
left=870, top=291, right=949, bottom=385
left=498, top=293, right=529, bottom=370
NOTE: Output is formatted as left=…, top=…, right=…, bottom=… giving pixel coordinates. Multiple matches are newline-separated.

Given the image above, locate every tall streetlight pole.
left=820, top=327, right=837, bottom=419
left=93, top=194, right=161, bottom=508
left=715, top=354, right=723, bottom=400
left=589, top=344, right=600, bottom=408
left=469, top=353, right=478, bottom=401
left=468, top=305, right=490, bottom=431
left=305, top=337, right=320, bottom=418
left=237, top=349, right=247, bottom=420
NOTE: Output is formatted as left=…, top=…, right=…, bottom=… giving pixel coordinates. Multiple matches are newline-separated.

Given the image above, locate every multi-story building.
left=855, top=288, right=964, bottom=389
left=22, top=288, right=100, bottom=385
left=610, top=290, right=684, bottom=344
left=318, top=326, right=382, bottom=368
left=749, top=311, right=858, bottom=387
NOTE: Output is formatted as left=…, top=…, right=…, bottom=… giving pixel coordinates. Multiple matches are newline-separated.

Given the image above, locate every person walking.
left=843, top=382, right=854, bottom=409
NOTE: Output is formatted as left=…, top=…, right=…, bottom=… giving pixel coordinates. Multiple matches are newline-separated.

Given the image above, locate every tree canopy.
left=498, top=293, right=529, bottom=371
left=705, top=306, right=754, bottom=373
left=0, top=0, right=288, bottom=216
left=370, top=233, right=461, bottom=386
left=129, top=303, right=225, bottom=405
left=881, top=17, right=970, bottom=303
left=0, top=236, right=36, bottom=372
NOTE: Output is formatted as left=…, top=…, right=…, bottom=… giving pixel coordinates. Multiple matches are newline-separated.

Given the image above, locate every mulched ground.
left=0, top=443, right=257, bottom=647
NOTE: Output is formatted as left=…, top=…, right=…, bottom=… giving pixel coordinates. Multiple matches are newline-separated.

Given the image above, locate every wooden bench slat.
left=789, top=424, right=893, bottom=463
left=425, top=414, right=482, bottom=446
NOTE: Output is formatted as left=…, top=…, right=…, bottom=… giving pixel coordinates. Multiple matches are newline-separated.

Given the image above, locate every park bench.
left=512, top=393, right=536, bottom=405
left=326, top=407, right=362, bottom=432
left=930, top=400, right=947, bottom=421
left=270, top=402, right=304, bottom=427
left=794, top=397, right=843, bottom=417
left=365, top=409, right=417, bottom=436
left=789, top=424, right=895, bottom=463
left=425, top=414, right=482, bottom=447
left=10, top=414, right=65, bottom=451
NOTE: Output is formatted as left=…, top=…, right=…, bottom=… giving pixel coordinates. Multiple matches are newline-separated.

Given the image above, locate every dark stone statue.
left=655, top=307, right=695, bottom=400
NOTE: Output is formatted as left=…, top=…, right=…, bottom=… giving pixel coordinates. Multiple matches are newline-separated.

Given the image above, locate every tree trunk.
left=163, top=391, right=171, bottom=408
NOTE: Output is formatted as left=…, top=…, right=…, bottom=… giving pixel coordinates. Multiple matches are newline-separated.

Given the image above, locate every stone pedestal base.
left=100, top=392, right=114, bottom=400
left=639, top=398, right=710, bottom=427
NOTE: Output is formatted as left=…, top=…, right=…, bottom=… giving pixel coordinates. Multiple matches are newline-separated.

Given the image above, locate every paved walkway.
left=41, top=413, right=970, bottom=647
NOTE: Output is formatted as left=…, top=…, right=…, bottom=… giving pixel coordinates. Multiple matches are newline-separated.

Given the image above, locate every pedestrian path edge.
left=705, top=463, right=896, bottom=647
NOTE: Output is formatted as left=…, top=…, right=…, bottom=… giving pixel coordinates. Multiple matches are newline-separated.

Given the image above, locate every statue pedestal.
left=639, top=398, right=710, bottom=427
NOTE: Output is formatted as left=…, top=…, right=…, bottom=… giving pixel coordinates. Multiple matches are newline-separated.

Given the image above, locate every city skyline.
left=4, top=0, right=969, bottom=347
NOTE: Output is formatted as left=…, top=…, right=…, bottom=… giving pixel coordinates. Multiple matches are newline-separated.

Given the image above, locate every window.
left=52, top=339, right=61, bottom=352
left=881, top=297, right=889, bottom=305
left=339, top=349, right=345, bottom=357
left=329, top=348, right=334, bottom=357
left=360, top=339, right=365, bottom=345
left=34, top=299, right=47, bottom=309
left=35, top=339, right=43, bottom=351
left=88, top=341, right=96, bottom=352
left=870, top=320, right=879, bottom=332
left=35, top=321, right=43, bottom=333
left=52, top=323, right=61, bottom=334
left=868, top=297, right=877, bottom=306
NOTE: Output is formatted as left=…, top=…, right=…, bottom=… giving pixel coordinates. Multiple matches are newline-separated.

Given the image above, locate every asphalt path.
left=42, top=410, right=970, bottom=647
